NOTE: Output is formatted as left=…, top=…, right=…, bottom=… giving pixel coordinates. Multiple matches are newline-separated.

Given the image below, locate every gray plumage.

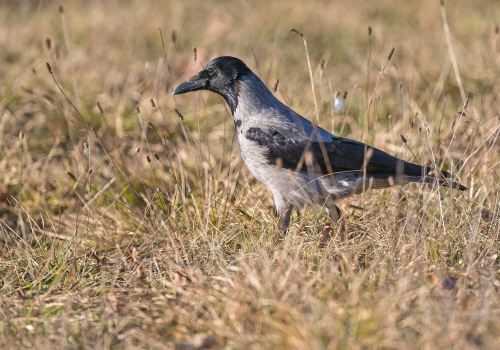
left=173, top=56, right=466, bottom=235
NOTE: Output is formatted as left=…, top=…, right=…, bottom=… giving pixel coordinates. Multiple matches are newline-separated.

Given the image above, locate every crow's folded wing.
left=245, top=127, right=431, bottom=176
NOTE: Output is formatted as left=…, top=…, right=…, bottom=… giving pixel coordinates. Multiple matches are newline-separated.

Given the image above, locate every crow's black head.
left=173, top=56, right=253, bottom=113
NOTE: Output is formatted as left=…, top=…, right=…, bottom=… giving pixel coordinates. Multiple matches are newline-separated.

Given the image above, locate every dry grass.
left=1, top=0, right=500, bottom=348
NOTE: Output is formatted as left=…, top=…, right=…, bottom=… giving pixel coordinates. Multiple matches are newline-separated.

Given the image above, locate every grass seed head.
left=175, top=108, right=184, bottom=120
left=388, top=47, right=395, bottom=60
left=290, top=28, right=303, bottom=37
left=97, top=102, right=103, bottom=114
left=272, top=79, right=279, bottom=93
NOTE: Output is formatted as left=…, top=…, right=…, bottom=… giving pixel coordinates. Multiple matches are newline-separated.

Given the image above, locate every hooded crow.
left=173, top=56, right=467, bottom=236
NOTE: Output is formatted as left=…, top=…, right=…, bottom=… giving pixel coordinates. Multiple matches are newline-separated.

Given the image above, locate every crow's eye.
left=207, top=68, right=216, bottom=76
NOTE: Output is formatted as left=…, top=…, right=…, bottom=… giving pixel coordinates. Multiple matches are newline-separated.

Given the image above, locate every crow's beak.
left=172, top=71, right=208, bottom=95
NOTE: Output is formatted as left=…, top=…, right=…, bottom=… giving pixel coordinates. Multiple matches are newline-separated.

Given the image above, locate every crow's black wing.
left=245, top=127, right=428, bottom=176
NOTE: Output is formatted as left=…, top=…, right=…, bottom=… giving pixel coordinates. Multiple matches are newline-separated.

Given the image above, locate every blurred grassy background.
left=1, top=0, right=500, bottom=349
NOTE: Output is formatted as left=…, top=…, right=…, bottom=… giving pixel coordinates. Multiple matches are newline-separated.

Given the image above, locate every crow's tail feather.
left=419, top=167, right=467, bottom=191
left=422, top=175, right=468, bottom=191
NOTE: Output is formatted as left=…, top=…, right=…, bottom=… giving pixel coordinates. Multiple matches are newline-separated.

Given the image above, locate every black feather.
left=245, top=127, right=467, bottom=190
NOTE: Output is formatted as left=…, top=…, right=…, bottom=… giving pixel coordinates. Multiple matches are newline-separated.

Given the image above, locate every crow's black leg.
left=326, top=202, right=346, bottom=241
left=276, top=202, right=293, bottom=238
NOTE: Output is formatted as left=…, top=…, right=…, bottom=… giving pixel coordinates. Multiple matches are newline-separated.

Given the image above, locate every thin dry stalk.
left=440, top=0, right=467, bottom=101
left=59, top=6, right=81, bottom=109
left=360, top=47, right=394, bottom=141
left=290, top=28, right=320, bottom=125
